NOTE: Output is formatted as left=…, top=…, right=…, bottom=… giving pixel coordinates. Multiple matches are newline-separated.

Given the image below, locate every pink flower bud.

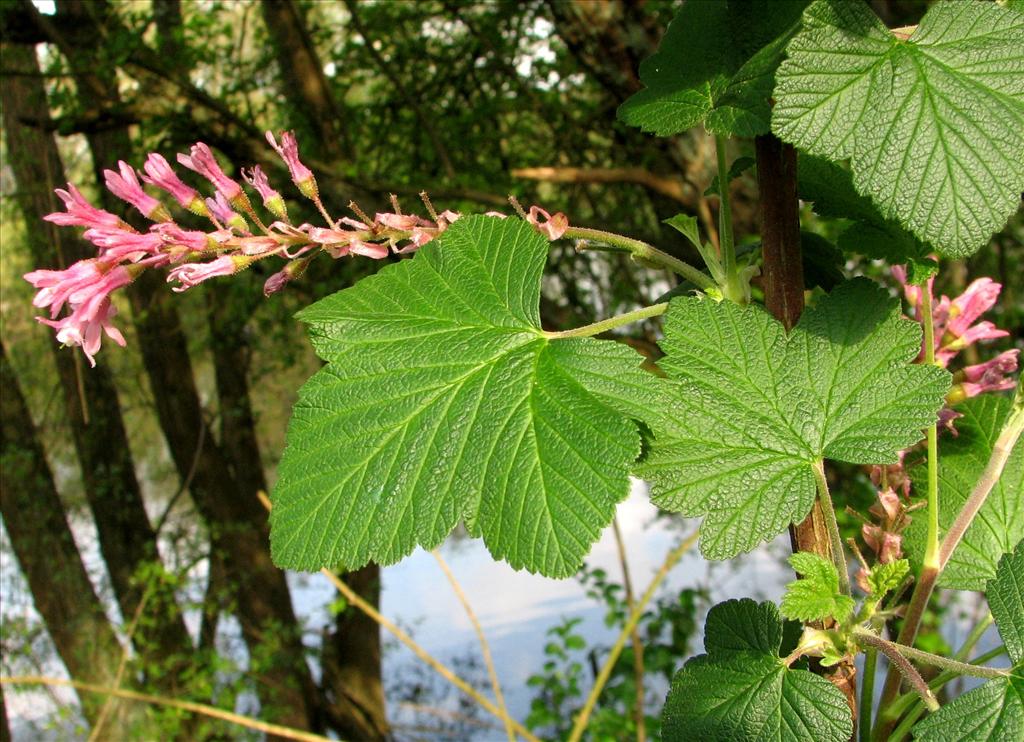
left=205, top=192, right=248, bottom=232
left=105, top=161, right=168, bottom=221
left=177, top=143, right=243, bottom=201
left=266, top=131, right=316, bottom=196
left=948, top=350, right=1020, bottom=403
left=44, top=184, right=124, bottom=229
left=141, top=153, right=201, bottom=211
left=242, top=166, right=288, bottom=220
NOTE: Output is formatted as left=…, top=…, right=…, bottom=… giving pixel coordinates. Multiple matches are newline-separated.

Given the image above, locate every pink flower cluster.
left=25, top=131, right=569, bottom=367
left=854, top=266, right=1020, bottom=584
left=892, top=266, right=1019, bottom=413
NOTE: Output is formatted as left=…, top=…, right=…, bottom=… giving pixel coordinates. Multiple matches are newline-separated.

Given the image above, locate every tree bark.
left=0, top=341, right=132, bottom=728
left=0, top=39, right=193, bottom=687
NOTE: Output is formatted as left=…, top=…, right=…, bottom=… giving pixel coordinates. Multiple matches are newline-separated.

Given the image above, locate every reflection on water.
left=290, top=482, right=795, bottom=738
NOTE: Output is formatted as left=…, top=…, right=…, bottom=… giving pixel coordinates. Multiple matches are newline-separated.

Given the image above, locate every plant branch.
left=853, top=627, right=1007, bottom=680
left=612, top=518, right=646, bottom=742
left=431, top=549, right=514, bottom=742
left=813, top=460, right=850, bottom=595
left=566, top=529, right=700, bottom=742
left=921, top=287, right=940, bottom=570
left=714, top=135, right=739, bottom=301
left=565, top=226, right=715, bottom=289
left=938, top=382, right=1024, bottom=570
left=543, top=303, right=668, bottom=340
left=0, top=676, right=331, bottom=742
left=853, top=633, right=939, bottom=712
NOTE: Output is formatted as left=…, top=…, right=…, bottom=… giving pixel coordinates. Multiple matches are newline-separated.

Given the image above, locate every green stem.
left=886, top=646, right=1007, bottom=742
left=543, top=303, right=668, bottom=340
left=714, top=135, right=740, bottom=302
left=854, top=628, right=1008, bottom=680
left=883, top=617, right=997, bottom=724
left=859, top=648, right=877, bottom=742
left=813, top=460, right=849, bottom=595
left=565, top=226, right=715, bottom=290
left=921, top=286, right=940, bottom=570
left=854, top=631, right=939, bottom=712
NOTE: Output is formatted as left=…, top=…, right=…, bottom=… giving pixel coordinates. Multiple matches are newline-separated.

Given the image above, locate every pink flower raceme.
left=32, top=129, right=574, bottom=366
left=44, top=184, right=124, bottom=230
left=24, top=261, right=134, bottom=366
left=142, top=153, right=206, bottom=215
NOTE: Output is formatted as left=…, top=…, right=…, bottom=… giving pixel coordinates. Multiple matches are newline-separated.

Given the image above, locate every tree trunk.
left=0, top=341, right=133, bottom=728
left=46, top=0, right=321, bottom=732
left=0, top=39, right=193, bottom=687
left=260, top=0, right=351, bottom=161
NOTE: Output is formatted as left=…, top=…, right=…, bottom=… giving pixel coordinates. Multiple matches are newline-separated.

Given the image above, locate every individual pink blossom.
left=948, top=350, right=1020, bottom=403
left=526, top=206, right=569, bottom=240
left=40, top=298, right=126, bottom=368
left=266, top=131, right=316, bottom=197
left=44, top=183, right=124, bottom=229
left=242, top=166, right=287, bottom=219
left=142, top=153, right=206, bottom=214
left=263, top=256, right=312, bottom=297
left=83, top=227, right=165, bottom=263
left=205, top=192, right=248, bottom=232
left=307, top=227, right=389, bottom=259
left=376, top=212, right=431, bottom=231
left=104, top=161, right=168, bottom=221
left=945, top=278, right=1001, bottom=339
left=167, top=255, right=244, bottom=292
left=177, top=143, right=243, bottom=201
left=154, top=223, right=218, bottom=252
left=349, top=240, right=390, bottom=259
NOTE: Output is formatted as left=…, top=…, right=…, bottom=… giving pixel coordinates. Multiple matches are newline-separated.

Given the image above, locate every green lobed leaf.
left=797, top=154, right=930, bottom=263
left=663, top=599, right=853, bottom=742
left=640, top=278, right=950, bottom=559
left=773, top=0, right=1024, bottom=257
left=781, top=552, right=855, bottom=623
left=905, top=395, right=1024, bottom=591
left=865, top=558, right=909, bottom=599
left=619, top=0, right=808, bottom=137
left=269, top=216, right=670, bottom=577
left=913, top=541, right=1024, bottom=741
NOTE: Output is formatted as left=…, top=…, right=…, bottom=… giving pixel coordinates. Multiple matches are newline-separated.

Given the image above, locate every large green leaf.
left=641, top=278, right=950, bottom=559
left=797, top=154, right=930, bottom=263
left=773, top=0, right=1024, bottom=257
left=663, top=599, right=853, bottom=742
left=270, top=216, right=666, bottom=577
left=618, top=0, right=808, bottom=137
left=905, top=395, right=1024, bottom=591
left=913, top=540, right=1024, bottom=741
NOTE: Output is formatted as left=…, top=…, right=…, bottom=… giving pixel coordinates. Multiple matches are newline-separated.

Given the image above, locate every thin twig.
left=432, top=549, right=515, bottom=742
left=567, top=529, right=700, bottom=742
left=853, top=633, right=939, bottom=712
left=0, top=676, right=331, bottom=742
left=612, top=518, right=646, bottom=742
left=88, top=585, right=153, bottom=741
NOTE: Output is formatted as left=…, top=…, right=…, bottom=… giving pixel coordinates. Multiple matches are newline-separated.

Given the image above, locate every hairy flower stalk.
left=26, top=131, right=569, bottom=366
